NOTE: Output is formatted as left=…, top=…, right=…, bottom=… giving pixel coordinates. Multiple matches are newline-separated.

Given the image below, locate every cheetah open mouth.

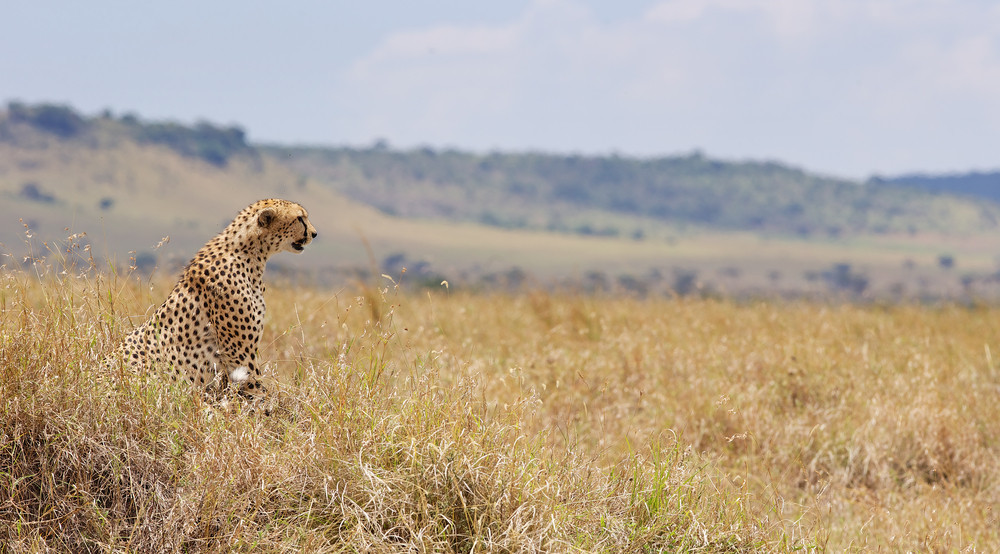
left=291, top=240, right=306, bottom=251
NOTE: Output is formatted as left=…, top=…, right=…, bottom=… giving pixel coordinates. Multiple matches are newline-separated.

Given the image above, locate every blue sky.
left=3, top=0, right=1000, bottom=178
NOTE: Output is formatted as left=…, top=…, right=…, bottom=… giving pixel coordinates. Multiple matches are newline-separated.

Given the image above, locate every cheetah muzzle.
left=289, top=216, right=315, bottom=252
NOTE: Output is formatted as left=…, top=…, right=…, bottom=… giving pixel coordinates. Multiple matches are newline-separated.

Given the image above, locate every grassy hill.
left=3, top=102, right=1000, bottom=299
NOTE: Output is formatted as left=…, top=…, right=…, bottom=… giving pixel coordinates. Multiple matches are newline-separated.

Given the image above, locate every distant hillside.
left=871, top=171, right=1000, bottom=203
left=6, top=101, right=1000, bottom=300
left=2, top=101, right=839, bottom=286
left=6, top=102, right=999, bottom=242
left=265, top=145, right=1000, bottom=238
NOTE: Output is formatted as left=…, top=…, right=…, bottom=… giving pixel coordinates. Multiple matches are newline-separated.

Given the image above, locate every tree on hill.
left=6, top=101, right=87, bottom=137
left=871, top=172, right=1000, bottom=203
left=129, top=119, right=252, bottom=167
left=1, top=101, right=256, bottom=167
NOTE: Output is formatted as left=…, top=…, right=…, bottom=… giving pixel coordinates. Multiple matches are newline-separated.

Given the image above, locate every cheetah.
left=117, top=199, right=317, bottom=400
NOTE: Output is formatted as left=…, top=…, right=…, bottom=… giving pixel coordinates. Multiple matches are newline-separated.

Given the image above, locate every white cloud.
left=337, top=0, right=1000, bottom=176
left=645, top=0, right=821, bottom=38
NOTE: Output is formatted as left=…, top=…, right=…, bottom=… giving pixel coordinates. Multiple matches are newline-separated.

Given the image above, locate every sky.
left=3, top=0, right=1000, bottom=179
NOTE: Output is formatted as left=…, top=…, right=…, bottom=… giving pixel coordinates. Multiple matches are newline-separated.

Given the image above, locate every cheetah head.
left=254, top=200, right=318, bottom=255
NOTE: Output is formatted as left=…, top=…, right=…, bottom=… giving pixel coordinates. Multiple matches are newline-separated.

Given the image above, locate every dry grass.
left=3, top=250, right=998, bottom=551
left=1, top=251, right=793, bottom=552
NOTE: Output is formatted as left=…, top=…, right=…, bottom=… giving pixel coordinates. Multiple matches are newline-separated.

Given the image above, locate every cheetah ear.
left=257, top=207, right=276, bottom=228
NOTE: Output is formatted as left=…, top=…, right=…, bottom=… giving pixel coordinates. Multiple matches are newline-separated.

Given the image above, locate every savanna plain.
left=2, top=251, right=999, bottom=552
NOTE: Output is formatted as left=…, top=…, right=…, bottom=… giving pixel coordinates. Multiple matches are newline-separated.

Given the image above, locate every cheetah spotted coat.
left=118, top=199, right=317, bottom=398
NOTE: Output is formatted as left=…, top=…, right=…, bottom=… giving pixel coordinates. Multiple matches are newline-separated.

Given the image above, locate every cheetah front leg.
left=201, top=285, right=269, bottom=401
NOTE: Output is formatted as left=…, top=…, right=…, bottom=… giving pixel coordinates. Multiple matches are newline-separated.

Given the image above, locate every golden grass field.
left=3, top=247, right=1000, bottom=551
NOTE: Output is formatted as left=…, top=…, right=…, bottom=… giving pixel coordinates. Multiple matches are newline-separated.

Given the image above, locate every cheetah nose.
left=311, top=231, right=317, bottom=239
